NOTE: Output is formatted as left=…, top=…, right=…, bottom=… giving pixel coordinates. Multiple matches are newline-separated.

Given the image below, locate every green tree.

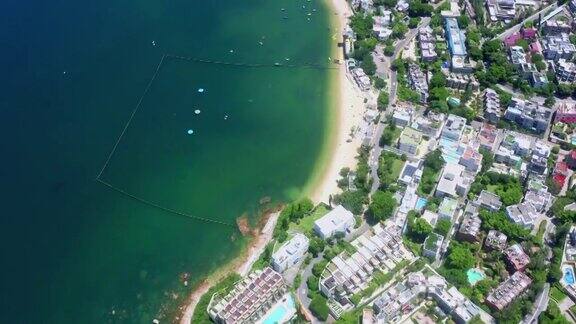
left=435, top=219, right=452, bottom=236
left=374, top=77, right=386, bottom=90
left=309, top=294, right=329, bottom=321
left=307, top=275, right=319, bottom=292
left=446, top=242, right=475, bottom=269
left=377, top=91, right=390, bottom=110
left=410, top=218, right=433, bottom=243
left=367, top=191, right=397, bottom=221
left=361, top=54, right=377, bottom=75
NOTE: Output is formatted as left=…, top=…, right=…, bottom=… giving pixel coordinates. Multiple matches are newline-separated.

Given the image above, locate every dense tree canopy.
left=367, top=190, right=397, bottom=221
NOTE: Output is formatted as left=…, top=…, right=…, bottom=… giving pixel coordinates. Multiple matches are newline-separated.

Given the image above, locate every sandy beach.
left=309, top=0, right=367, bottom=205
left=178, top=1, right=364, bottom=322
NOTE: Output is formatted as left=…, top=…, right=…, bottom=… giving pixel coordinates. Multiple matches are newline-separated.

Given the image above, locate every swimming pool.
left=261, top=295, right=296, bottom=324
left=563, top=265, right=575, bottom=285
left=415, top=197, right=427, bottom=211
left=466, top=268, right=485, bottom=286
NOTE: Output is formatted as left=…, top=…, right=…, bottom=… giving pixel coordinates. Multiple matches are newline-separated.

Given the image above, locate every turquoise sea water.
left=0, top=0, right=336, bottom=322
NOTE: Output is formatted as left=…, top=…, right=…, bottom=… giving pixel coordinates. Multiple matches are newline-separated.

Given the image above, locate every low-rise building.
left=399, top=159, right=423, bottom=185
left=423, top=233, right=444, bottom=260
left=478, top=123, right=499, bottom=152
left=554, top=58, right=576, bottom=83
left=504, top=98, right=552, bottom=133
left=320, top=222, right=414, bottom=312
left=486, top=0, right=516, bottom=23
left=313, top=205, right=355, bottom=239
left=484, top=89, right=502, bottom=124
left=475, top=190, right=503, bottom=212
left=446, top=73, right=479, bottom=90
left=457, top=213, right=482, bottom=243
left=407, top=64, right=429, bottom=103
left=271, top=233, right=309, bottom=272
left=351, top=68, right=371, bottom=91
left=555, top=101, right=576, bottom=124
left=441, top=114, right=467, bottom=141
left=208, top=267, right=287, bottom=324
left=393, top=108, right=412, bottom=127
left=398, top=127, right=423, bottom=155
left=542, top=33, right=576, bottom=61
left=485, top=230, right=507, bottom=251
left=438, top=197, right=458, bottom=220
left=412, top=113, right=444, bottom=138
left=459, top=146, right=483, bottom=173
left=422, top=210, right=439, bottom=227
left=486, top=271, right=532, bottom=311
left=506, top=201, right=539, bottom=229
left=435, top=163, right=473, bottom=198
left=373, top=15, right=393, bottom=40
left=504, top=243, right=530, bottom=272
left=543, top=19, right=572, bottom=35
left=418, top=26, right=437, bottom=62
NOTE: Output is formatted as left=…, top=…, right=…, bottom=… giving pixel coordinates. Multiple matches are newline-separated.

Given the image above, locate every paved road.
left=522, top=283, right=550, bottom=324
left=496, top=3, right=559, bottom=40
left=296, top=253, right=324, bottom=324
left=368, top=17, right=431, bottom=196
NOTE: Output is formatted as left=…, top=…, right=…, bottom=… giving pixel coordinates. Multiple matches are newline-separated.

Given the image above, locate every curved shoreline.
left=178, top=1, right=363, bottom=322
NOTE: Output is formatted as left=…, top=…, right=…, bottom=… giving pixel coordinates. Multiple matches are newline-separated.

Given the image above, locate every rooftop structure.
left=504, top=243, right=530, bottom=272
left=510, top=46, right=527, bottom=66
left=313, top=205, right=355, bottom=239
left=441, top=1, right=461, bottom=17
left=422, top=210, right=439, bottom=227
left=555, top=101, right=576, bottom=124
left=435, top=163, right=473, bottom=198
left=445, top=18, right=467, bottom=58
left=484, top=89, right=502, bottom=124
left=407, top=64, right=428, bottom=103
left=271, top=233, right=309, bottom=272
left=438, top=197, right=458, bottom=220
left=478, top=123, right=499, bottom=152
left=543, top=19, right=572, bottom=35
left=475, top=190, right=503, bottom=212
left=419, top=26, right=437, bottom=62
left=485, top=230, right=507, bottom=251
left=412, top=112, right=444, bottom=137
left=486, top=0, right=516, bottom=22
left=351, top=68, right=371, bottom=91
left=373, top=15, right=393, bottom=40
left=542, top=33, right=576, bottom=61
left=506, top=201, right=540, bottom=229
left=457, top=213, right=482, bottom=243
left=398, top=159, right=423, bottom=185
left=423, top=233, right=444, bottom=260
left=554, top=58, right=576, bottom=83
left=459, top=146, right=483, bottom=173
left=441, top=114, right=467, bottom=141
left=486, top=272, right=532, bottom=311
left=504, top=98, right=552, bottom=133
left=398, top=127, right=423, bottom=155
left=446, top=72, right=479, bottom=89
left=393, top=108, right=412, bottom=127
left=208, top=267, right=287, bottom=324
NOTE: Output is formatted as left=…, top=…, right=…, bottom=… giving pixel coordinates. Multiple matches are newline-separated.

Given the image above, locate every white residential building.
left=314, top=205, right=355, bottom=239
left=271, top=233, right=309, bottom=272
left=435, top=163, right=473, bottom=198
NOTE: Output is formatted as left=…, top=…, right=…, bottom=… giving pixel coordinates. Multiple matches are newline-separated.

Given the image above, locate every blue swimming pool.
left=262, top=295, right=295, bottom=324
left=467, top=268, right=485, bottom=286
left=415, top=197, right=427, bottom=211
left=563, top=266, right=575, bottom=285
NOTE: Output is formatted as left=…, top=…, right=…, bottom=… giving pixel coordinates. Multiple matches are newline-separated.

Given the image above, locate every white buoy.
left=198, top=88, right=204, bottom=93
left=187, top=129, right=194, bottom=135
left=194, top=109, right=201, bottom=115
left=230, top=49, right=234, bottom=53
left=153, top=319, right=160, bottom=324
left=224, top=115, right=228, bottom=120
left=63, top=71, right=67, bottom=75
left=152, top=40, right=156, bottom=46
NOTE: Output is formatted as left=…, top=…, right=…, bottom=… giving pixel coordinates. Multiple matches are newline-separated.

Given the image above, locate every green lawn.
left=486, top=184, right=499, bottom=193
left=550, top=286, right=567, bottom=303
left=289, top=204, right=329, bottom=234
left=390, top=159, right=405, bottom=180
